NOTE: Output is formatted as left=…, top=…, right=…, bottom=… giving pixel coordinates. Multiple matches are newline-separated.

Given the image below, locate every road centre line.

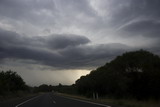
left=49, top=95, right=56, bottom=104
left=52, top=100, right=56, bottom=104
left=15, top=95, right=40, bottom=107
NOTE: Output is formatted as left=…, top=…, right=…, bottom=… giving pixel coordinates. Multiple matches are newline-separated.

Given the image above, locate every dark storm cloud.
left=0, top=0, right=55, bottom=16
left=112, top=0, right=160, bottom=35
left=0, top=0, right=56, bottom=25
left=107, top=0, right=160, bottom=52
left=122, top=20, right=160, bottom=38
left=1, top=0, right=160, bottom=70
left=2, top=0, right=160, bottom=85
left=0, top=28, right=130, bottom=69
left=129, top=0, right=160, bottom=17
left=47, top=34, right=90, bottom=49
left=0, top=0, right=96, bottom=27
left=57, top=0, right=95, bottom=16
left=58, top=43, right=131, bottom=68
left=110, top=0, right=160, bottom=26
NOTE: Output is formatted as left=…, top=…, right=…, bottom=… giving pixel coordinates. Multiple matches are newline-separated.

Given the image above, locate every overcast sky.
left=0, top=0, right=160, bottom=86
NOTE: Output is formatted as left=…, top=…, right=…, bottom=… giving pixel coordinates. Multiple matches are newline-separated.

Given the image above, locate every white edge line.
left=58, top=95, right=111, bottom=107
left=15, top=95, right=40, bottom=107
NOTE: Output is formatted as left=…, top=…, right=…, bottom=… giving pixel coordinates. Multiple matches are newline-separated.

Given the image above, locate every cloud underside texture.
left=1, top=0, right=160, bottom=39
left=0, top=0, right=160, bottom=70
left=0, top=28, right=130, bottom=69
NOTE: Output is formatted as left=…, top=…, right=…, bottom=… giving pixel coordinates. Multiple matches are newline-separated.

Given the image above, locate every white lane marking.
left=49, top=96, right=56, bottom=104
left=58, top=95, right=111, bottom=107
left=52, top=100, right=56, bottom=104
left=15, top=96, right=40, bottom=107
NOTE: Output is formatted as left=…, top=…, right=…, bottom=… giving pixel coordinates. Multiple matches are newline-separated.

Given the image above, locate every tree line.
left=1, top=50, right=160, bottom=100
left=0, top=70, right=75, bottom=96
left=75, top=50, right=160, bottom=99
left=0, top=70, right=29, bottom=96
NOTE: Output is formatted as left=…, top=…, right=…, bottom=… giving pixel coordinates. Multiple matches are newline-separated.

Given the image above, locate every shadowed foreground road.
left=1, top=93, right=111, bottom=107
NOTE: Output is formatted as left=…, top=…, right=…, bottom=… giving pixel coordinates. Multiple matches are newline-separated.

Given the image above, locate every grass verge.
left=57, top=93, right=160, bottom=107
left=0, top=91, right=39, bottom=103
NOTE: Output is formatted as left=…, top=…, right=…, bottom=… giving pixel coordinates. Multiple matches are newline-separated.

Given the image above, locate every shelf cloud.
left=0, top=0, right=160, bottom=85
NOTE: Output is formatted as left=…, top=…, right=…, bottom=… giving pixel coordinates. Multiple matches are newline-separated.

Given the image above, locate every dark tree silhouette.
left=75, top=50, right=160, bottom=99
left=0, top=70, right=27, bottom=95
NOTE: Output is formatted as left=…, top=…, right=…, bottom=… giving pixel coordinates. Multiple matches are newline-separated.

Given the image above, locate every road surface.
left=0, top=93, right=112, bottom=107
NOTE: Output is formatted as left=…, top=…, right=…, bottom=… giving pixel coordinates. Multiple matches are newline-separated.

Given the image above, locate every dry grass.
left=57, top=93, right=160, bottom=107
left=99, top=98, right=160, bottom=107
left=0, top=91, right=38, bottom=102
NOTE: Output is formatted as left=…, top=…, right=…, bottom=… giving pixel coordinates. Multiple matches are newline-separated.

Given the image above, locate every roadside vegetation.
left=0, top=70, right=31, bottom=101
left=0, top=50, right=160, bottom=107
left=56, top=93, right=160, bottom=107
left=58, top=50, right=160, bottom=107
left=75, top=50, right=160, bottom=100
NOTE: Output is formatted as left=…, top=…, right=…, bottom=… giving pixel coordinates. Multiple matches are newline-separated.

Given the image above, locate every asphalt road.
left=1, top=93, right=112, bottom=107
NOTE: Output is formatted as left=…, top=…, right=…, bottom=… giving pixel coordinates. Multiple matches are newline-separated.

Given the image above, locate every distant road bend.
left=13, top=93, right=111, bottom=107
